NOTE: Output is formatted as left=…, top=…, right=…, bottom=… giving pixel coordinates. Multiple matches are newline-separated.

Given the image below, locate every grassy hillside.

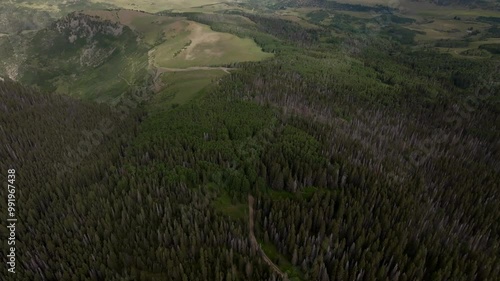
left=150, top=69, right=228, bottom=111
left=0, top=9, right=272, bottom=102
left=83, top=10, right=273, bottom=68
left=152, top=20, right=272, bottom=68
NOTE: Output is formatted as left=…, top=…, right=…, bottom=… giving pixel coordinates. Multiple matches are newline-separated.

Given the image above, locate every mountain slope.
left=17, top=12, right=149, bottom=101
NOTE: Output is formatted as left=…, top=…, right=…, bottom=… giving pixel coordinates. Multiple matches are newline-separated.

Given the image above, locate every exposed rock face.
left=54, top=13, right=124, bottom=44
left=0, top=10, right=143, bottom=94
left=79, top=42, right=117, bottom=67
left=47, top=13, right=129, bottom=67
left=0, top=33, right=29, bottom=81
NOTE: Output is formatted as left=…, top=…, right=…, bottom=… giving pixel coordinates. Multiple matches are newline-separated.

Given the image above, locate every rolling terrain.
left=1, top=0, right=499, bottom=280
left=0, top=8, right=272, bottom=103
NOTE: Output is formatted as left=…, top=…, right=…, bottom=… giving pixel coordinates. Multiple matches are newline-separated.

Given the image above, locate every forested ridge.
left=1, top=3, right=500, bottom=281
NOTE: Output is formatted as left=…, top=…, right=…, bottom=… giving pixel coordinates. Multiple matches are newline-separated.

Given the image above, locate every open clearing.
left=82, top=9, right=271, bottom=105
left=213, top=192, right=247, bottom=220
left=16, top=2, right=61, bottom=12
left=153, top=20, right=273, bottom=68
left=84, top=10, right=272, bottom=67
left=150, top=69, right=227, bottom=111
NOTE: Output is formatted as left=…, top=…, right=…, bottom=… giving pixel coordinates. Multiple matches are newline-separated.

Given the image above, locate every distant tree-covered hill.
left=0, top=12, right=149, bottom=102
left=410, top=0, right=500, bottom=9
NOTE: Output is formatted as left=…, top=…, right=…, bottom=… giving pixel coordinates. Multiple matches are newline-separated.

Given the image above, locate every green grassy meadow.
left=212, top=191, right=248, bottom=220
left=151, top=69, right=227, bottom=111
left=153, top=21, right=273, bottom=68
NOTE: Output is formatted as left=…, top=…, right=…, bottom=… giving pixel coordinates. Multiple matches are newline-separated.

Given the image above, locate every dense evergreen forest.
left=1, top=1, right=500, bottom=280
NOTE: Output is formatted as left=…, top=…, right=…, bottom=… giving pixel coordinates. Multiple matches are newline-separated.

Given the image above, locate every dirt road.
left=248, top=194, right=288, bottom=280
left=147, top=48, right=236, bottom=91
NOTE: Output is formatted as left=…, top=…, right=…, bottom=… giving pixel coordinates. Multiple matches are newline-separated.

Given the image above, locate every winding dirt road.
left=248, top=194, right=288, bottom=280
left=147, top=48, right=236, bottom=91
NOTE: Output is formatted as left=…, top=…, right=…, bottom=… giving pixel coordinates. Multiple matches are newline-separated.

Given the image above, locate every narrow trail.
left=147, top=48, right=236, bottom=91
left=248, top=194, right=288, bottom=280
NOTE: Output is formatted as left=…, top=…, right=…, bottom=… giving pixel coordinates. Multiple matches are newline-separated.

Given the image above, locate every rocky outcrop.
left=53, top=13, right=124, bottom=44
